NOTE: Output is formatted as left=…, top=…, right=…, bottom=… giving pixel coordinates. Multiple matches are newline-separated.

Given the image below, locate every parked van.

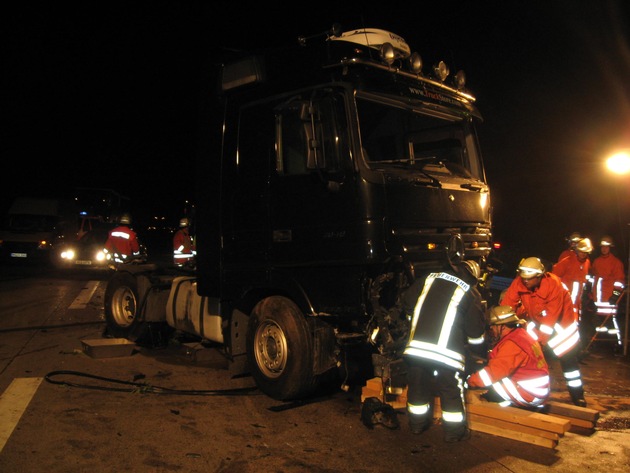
left=0, top=197, right=78, bottom=263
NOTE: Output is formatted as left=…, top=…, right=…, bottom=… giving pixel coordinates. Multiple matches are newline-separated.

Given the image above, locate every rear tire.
left=104, top=271, right=164, bottom=346
left=246, top=296, right=316, bottom=401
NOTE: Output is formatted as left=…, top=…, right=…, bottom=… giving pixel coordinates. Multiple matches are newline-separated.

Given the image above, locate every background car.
left=54, top=225, right=116, bottom=269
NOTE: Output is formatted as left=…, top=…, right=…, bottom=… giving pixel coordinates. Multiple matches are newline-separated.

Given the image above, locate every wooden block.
left=546, top=413, right=595, bottom=430
left=469, top=417, right=558, bottom=449
left=544, top=401, right=600, bottom=423
left=468, top=413, right=560, bottom=441
left=467, top=402, right=570, bottom=434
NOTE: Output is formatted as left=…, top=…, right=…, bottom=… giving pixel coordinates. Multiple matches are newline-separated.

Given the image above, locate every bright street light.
left=606, top=150, right=630, bottom=175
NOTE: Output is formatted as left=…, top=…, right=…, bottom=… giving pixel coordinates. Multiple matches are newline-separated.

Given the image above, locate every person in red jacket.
left=552, top=237, right=593, bottom=313
left=173, top=217, right=196, bottom=268
left=590, top=235, right=626, bottom=349
left=557, top=231, right=582, bottom=262
left=500, top=257, right=586, bottom=407
left=592, top=235, right=626, bottom=304
left=104, top=213, right=141, bottom=265
left=466, top=305, right=550, bottom=409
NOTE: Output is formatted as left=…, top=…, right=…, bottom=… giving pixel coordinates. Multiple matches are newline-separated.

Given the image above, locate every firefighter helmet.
left=461, top=260, right=481, bottom=280
left=567, top=232, right=582, bottom=243
left=576, top=237, right=593, bottom=253
left=488, top=305, right=526, bottom=326
left=119, top=213, right=132, bottom=225
left=600, top=235, right=614, bottom=247
left=179, top=218, right=190, bottom=228
left=517, top=257, right=545, bottom=279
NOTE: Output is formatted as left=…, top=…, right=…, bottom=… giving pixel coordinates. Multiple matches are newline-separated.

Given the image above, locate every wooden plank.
left=468, top=412, right=560, bottom=441
left=467, top=403, right=570, bottom=434
left=544, top=401, right=600, bottom=423
left=468, top=418, right=558, bottom=449
left=547, top=413, right=595, bottom=430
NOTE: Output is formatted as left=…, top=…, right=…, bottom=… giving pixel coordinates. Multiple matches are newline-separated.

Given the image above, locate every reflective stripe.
left=548, top=322, right=580, bottom=356
left=478, top=369, right=492, bottom=387
left=403, top=346, right=464, bottom=371
left=468, top=334, right=485, bottom=345
left=111, top=231, right=131, bottom=239
left=442, top=410, right=464, bottom=423
left=564, top=369, right=583, bottom=388
left=407, top=402, right=430, bottom=415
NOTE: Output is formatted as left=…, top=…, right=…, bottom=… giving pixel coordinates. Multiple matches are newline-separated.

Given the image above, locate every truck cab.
left=104, top=26, right=492, bottom=401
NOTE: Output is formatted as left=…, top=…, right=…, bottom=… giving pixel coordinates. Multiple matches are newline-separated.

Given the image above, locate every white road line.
left=68, top=280, right=100, bottom=309
left=0, top=377, right=43, bottom=452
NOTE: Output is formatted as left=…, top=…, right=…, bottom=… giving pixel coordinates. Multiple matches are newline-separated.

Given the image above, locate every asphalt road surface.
left=0, top=263, right=629, bottom=472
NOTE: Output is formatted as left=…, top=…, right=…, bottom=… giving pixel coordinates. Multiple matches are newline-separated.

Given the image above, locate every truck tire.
left=104, top=271, right=155, bottom=346
left=246, top=296, right=316, bottom=401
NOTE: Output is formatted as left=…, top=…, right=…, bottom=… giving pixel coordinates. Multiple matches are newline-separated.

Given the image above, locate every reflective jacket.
left=467, top=328, right=550, bottom=408
left=104, top=225, right=140, bottom=263
left=591, top=253, right=625, bottom=303
left=500, top=272, right=579, bottom=357
left=552, top=252, right=591, bottom=309
left=403, top=270, right=486, bottom=372
left=173, top=228, right=195, bottom=265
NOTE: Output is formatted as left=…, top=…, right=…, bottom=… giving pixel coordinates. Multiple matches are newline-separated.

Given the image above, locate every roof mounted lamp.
left=380, top=42, right=396, bottom=65
left=409, top=52, right=423, bottom=73
left=433, top=60, right=450, bottom=82
left=454, top=70, right=466, bottom=90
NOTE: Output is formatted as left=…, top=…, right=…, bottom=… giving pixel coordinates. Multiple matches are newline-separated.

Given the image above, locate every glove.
left=608, top=290, right=621, bottom=305
left=360, top=397, right=400, bottom=430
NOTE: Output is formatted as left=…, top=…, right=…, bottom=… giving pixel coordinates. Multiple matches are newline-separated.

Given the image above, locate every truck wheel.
left=104, top=272, right=152, bottom=344
left=247, top=296, right=316, bottom=401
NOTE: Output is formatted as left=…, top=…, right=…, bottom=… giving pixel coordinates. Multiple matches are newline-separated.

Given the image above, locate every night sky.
left=5, top=1, right=630, bottom=267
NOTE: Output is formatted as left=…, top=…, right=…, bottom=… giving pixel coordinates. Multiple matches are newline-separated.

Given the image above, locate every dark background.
left=4, top=1, right=630, bottom=268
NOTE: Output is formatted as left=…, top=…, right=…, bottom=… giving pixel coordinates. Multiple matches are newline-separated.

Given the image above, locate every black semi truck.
left=104, top=26, right=493, bottom=401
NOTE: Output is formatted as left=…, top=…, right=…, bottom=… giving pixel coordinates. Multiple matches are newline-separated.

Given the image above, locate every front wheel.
left=246, top=296, right=316, bottom=401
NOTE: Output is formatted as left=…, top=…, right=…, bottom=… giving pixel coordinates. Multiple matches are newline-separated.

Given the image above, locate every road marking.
left=0, top=377, right=43, bottom=452
left=69, top=280, right=100, bottom=309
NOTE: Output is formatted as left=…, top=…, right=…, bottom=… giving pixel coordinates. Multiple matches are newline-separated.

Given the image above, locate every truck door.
left=269, top=90, right=357, bottom=266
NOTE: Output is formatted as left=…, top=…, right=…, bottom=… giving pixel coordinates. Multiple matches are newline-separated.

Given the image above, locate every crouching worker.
left=466, top=306, right=550, bottom=409
left=402, top=260, right=487, bottom=443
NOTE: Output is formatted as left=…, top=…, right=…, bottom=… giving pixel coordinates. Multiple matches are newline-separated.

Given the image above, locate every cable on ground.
left=45, top=369, right=259, bottom=396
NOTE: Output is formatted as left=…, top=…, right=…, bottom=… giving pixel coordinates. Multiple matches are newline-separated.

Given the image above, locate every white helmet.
left=488, top=305, right=526, bottom=326
left=119, top=213, right=132, bottom=225
left=575, top=238, right=593, bottom=253
left=600, top=235, right=614, bottom=247
left=461, top=260, right=481, bottom=280
left=518, top=257, right=545, bottom=279
left=179, top=218, right=190, bottom=228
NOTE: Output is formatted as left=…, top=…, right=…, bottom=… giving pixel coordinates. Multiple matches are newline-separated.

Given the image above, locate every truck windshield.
left=357, top=97, right=485, bottom=181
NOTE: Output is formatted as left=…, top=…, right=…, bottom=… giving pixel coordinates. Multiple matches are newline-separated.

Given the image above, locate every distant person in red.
left=552, top=237, right=593, bottom=312
left=173, top=218, right=196, bottom=268
left=557, top=232, right=581, bottom=262
left=591, top=236, right=625, bottom=305
left=104, top=213, right=140, bottom=264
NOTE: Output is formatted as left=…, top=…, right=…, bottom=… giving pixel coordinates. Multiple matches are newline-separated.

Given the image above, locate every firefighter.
left=402, top=260, right=486, bottom=442
left=552, top=237, right=593, bottom=312
left=173, top=217, right=195, bottom=268
left=557, top=231, right=582, bottom=262
left=466, top=305, right=550, bottom=409
left=592, top=236, right=625, bottom=305
left=590, top=235, right=626, bottom=349
left=103, top=213, right=141, bottom=265
left=500, top=257, right=587, bottom=407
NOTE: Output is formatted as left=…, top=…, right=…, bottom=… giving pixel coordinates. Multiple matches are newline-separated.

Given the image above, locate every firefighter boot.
left=408, top=413, right=431, bottom=435
left=568, top=386, right=587, bottom=407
